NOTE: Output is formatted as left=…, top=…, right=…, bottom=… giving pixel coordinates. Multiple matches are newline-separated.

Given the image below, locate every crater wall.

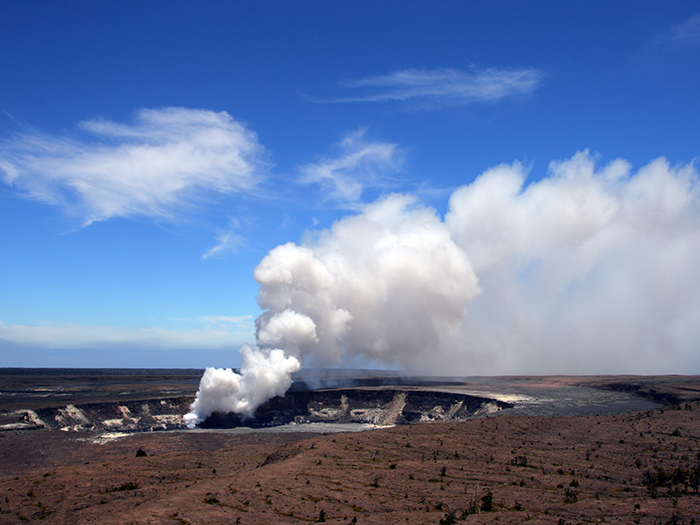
left=0, top=389, right=511, bottom=433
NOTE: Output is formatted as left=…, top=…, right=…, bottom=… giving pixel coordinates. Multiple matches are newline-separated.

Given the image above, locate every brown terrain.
left=1, top=371, right=700, bottom=524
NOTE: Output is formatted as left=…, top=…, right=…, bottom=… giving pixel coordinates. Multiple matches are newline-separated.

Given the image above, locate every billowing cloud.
left=299, top=129, right=404, bottom=207
left=188, top=151, right=700, bottom=423
left=446, top=151, right=700, bottom=375
left=313, top=67, right=545, bottom=108
left=254, top=193, right=480, bottom=367
left=0, top=107, right=269, bottom=225
left=184, top=346, right=301, bottom=426
left=186, top=193, right=478, bottom=423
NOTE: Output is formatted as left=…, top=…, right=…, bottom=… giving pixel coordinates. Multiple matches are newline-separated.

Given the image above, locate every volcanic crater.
left=1, top=388, right=511, bottom=434
left=198, top=388, right=512, bottom=429
left=3, top=370, right=700, bottom=524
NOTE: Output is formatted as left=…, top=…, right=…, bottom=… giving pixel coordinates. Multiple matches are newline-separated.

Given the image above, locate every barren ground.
left=1, top=374, right=700, bottom=524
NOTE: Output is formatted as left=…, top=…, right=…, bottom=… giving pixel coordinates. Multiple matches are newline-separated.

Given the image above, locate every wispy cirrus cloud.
left=655, top=13, right=700, bottom=48
left=299, top=129, right=404, bottom=208
left=0, top=107, right=269, bottom=226
left=202, top=228, right=246, bottom=260
left=311, top=67, right=545, bottom=108
left=198, top=315, right=254, bottom=329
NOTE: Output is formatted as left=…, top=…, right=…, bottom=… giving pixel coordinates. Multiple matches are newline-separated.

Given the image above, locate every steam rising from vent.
left=186, top=151, right=700, bottom=426
left=184, top=345, right=300, bottom=427
left=185, top=193, right=478, bottom=425
left=255, top=194, right=480, bottom=365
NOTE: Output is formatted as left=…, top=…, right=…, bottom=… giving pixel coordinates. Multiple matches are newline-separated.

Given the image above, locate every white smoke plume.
left=183, top=345, right=301, bottom=427
left=186, top=151, right=700, bottom=425
left=254, top=193, right=480, bottom=367
left=447, top=152, right=700, bottom=375
left=185, top=193, right=478, bottom=424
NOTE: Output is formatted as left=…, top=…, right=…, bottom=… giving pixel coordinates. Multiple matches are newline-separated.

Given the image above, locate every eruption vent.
left=185, top=194, right=479, bottom=425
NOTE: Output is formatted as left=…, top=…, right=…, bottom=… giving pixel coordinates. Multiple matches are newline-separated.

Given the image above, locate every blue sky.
left=1, top=1, right=699, bottom=372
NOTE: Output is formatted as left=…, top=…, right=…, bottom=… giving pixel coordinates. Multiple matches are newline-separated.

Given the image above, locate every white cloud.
left=0, top=319, right=253, bottom=350
left=249, top=151, right=700, bottom=378
left=253, top=194, right=479, bottom=369
left=198, top=315, right=254, bottom=329
left=0, top=107, right=269, bottom=225
left=298, top=129, right=404, bottom=208
left=314, top=67, right=545, bottom=108
left=647, top=13, right=700, bottom=58
left=445, top=151, right=700, bottom=374
left=662, top=13, right=700, bottom=46
left=202, top=230, right=246, bottom=260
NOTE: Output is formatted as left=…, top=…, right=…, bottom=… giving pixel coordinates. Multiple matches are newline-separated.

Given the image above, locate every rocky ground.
left=1, top=396, right=700, bottom=524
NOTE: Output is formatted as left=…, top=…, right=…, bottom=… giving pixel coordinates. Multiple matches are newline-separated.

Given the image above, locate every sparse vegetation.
left=642, top=462, right=700, bottom=497
left=511, top=455, right=528, bottom=467
left=439, top=510, right=457, bottom=525
left=107, top=482, right=139, bottom=493
left=480, top=489, right=493, bottom=512
left=564, top=487, right=578, bottom=504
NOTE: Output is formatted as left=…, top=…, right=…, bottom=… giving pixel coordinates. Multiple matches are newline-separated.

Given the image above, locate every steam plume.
left=186, top=151, right=700, bottom=425
left=184, top=345, right=301, bottom=427
left=185, top=193, right=478, bottom=425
